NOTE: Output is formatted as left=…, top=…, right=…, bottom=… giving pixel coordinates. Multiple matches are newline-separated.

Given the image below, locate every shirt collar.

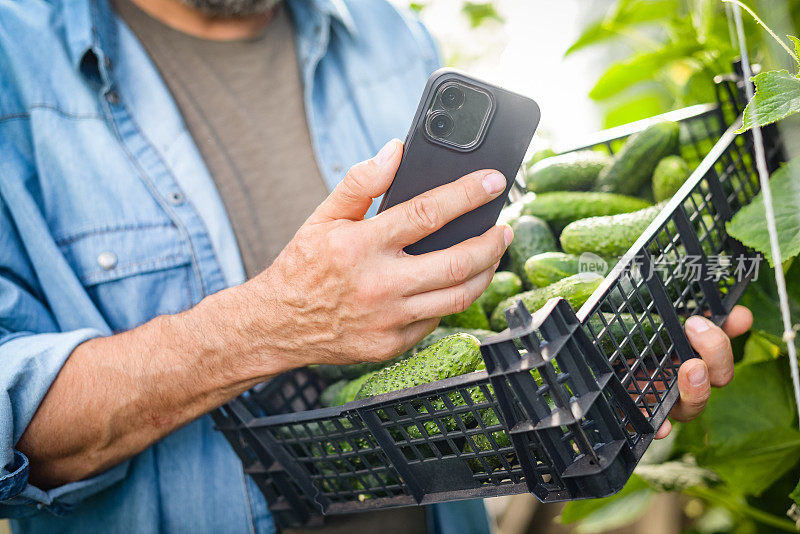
left=61, top=0, right=356, bottom=81
left=61, top=0, right=118, bottom=86
left=308, top=0, right=357, bottom=37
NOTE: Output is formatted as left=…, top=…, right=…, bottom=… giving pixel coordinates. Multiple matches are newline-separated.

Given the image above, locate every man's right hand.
left=229, top=138, right=512, bottom=371
left=18, top=139, right=512, bottom=487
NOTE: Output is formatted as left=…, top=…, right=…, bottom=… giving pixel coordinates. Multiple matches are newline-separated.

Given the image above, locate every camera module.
left=427, top=111, right=455, bottom=138
left=440, top=85, right=465, bottom=110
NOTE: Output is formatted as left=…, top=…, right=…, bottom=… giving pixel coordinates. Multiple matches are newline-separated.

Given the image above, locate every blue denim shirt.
left=0, top=0, right=490, bottom=532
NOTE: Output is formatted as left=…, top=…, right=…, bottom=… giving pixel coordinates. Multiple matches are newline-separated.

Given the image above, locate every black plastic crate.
left=212, top=72, right=786, bottom=528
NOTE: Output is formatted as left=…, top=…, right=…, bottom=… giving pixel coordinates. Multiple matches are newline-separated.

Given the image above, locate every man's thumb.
left=310, top=139, right=402, bottom=223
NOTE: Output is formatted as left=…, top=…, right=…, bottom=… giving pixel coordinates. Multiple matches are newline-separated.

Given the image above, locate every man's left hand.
left=657, top=305, right=753, bottom=438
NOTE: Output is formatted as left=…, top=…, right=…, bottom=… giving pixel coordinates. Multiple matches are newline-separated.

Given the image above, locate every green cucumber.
left=490, top=273, right=603, bottom=331
left=595, top=121, right=681, bottom=195
left=586, top=313, right=664, bottom=358
left=524, top=252, right=582, bottom=287
left=497, top=192, right=535, bottom=227
left=335, top=371, right=379, bottom=405
left=441, top=300, right=489, bottom=330
left=653, top=155, right=691, bottom=202
left=355, top=334, right=482, bottom=400
left=522, top=192, right=651, bottom=234
left=418, top=326, right=496, bottom=347
left=560, top=203, right=664, bottom=258
left=476, top=271, right=523, bottom=315
left=525, top=150, right=613, bottom=193
left=527, top=148, right=557, bottom=167
left=524, top=252, right=614, bottom=288
left=508, top=215, right=557, bottom=285
left=319, top=379, right=348, bottom=407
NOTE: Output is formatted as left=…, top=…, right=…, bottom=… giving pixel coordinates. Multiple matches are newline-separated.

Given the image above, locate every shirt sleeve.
left=0, top=154, right=129, bottom=518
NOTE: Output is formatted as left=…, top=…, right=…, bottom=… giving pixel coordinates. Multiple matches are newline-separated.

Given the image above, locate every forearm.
left=16, top=283, right=290, bottom=488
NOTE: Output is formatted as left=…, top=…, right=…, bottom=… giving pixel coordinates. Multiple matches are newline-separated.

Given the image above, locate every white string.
left=731, top=4, right=800, bottom=427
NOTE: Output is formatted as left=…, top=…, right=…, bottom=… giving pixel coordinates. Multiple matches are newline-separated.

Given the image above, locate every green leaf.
left=589, top=43, right=703, bottom=100
left=741, top=331, right=783, bottom=364
left=679, top=67, right=717, bottom=107
left=602, top=90, right=671, bottom=128
left=790, top=477, right=800, bottom=506
left=565, top=0, right=678, bottom=56
left=699, top=427, right=800, bottom=497
left=461, top=2, right=502, bottom=28
left=565, top=23, right=621, bottom=57
left=727, top=157, right=800, bottom=266
left=789, top=35, right=800, bottom=66
left=634, top=457, right=718, bottom=492
left=737, top=70, right=800, bottom=133
left=688, top=358, right=800, bottom=496
left=408, top=2, right=425, bottom=13
left=738, top=262, right=800, bottom=352
left=559, top=475, right=653, bottom=532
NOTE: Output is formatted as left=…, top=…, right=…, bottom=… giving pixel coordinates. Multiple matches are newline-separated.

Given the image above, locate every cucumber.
left=524, top=252, right=582, bottom=287
left=595, top=121, right=681, bottom=195
left=653, top=155, right=691, bottom=202
left=525, top=150, right=613, bottom=193
left=560, top=203, right=664, bottom=258
left=316, top=352, right=406, bottom=381
left=407, top=385, right=491, bottom=439
left=524, top=252, right=614, bottom=288
left=586, top=313, right=664, bottom=358
left=418, top=326, right=496, bottom=346
left=476, top=271, right=523, bottom=315
left=355, top=334, right=482, bottom=399
left=441, top=300, right=489, bottom=330
left=522, top=192, right=651, bottom=234
left=308, top=363, right=347, bottom=382
left=490, top=273, right=603, bottom=331
left=527, top=148, right=557, bottom=167
left=336, top=326, right=494, bottom=386
left=463, top=407, right=512, bottom=469
left=336, top=371, right=379, bottom=405
left=508, top=215, right=557, bottom=285
left=498, top=192, right=535, bottom=227
left=319, top=379, right=348, bottom=407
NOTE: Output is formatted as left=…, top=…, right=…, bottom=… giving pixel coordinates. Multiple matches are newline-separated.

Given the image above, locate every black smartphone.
left=377, top=68, right=540, bottom=255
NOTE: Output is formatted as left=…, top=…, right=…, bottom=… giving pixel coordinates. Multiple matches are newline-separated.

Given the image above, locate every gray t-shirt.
left=114, top=0, right=329, bottom=279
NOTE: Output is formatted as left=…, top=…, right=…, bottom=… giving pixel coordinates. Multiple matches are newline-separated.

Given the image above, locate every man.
left=0, top=0, right=752, bottom=532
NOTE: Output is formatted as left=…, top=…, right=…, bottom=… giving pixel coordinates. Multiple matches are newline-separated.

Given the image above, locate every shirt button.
left=97, top=251, right=118, bottom=271
left=168, top=191, right=184, bottom=205
left=104, top=56, right=113, bottom=71
left=105, top=90, right=120, bottom=106
left=332, top=163, right=343, bottom=173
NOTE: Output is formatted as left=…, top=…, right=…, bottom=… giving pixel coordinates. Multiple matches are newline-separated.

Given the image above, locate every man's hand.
left=18, top=139, right=512, bottom=487
left=656, top=305, right=753, bottom=438
left=229, top=138, right=512, bottom=371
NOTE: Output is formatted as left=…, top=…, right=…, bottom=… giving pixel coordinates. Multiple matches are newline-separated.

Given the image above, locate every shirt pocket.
left=57, top=222, right=196, bottom=332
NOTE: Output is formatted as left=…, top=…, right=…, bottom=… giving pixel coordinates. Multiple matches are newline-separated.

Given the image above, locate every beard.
left=178, top=0, right=282, bottom=17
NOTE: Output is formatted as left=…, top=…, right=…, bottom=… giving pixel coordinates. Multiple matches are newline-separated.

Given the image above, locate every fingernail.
left=687, top=315, right=711, bottom=333
left=688, top=364, right=707, bottom=386
left=374, top=139, right=398, bottom=165
left=482, top=172, right=506, bottom=195
left=503, top=225, right=514, bottom=246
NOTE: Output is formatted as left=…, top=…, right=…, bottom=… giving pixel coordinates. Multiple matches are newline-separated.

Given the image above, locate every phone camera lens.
left=427, top=111, right=455, bottom=138
left=440, top=85, right=465, bottom=110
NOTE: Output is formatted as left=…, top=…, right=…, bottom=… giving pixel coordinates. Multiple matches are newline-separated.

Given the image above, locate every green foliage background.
left=565, top=0, right=800, bottom=128
left=558, top=1, right=800, bottom=533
